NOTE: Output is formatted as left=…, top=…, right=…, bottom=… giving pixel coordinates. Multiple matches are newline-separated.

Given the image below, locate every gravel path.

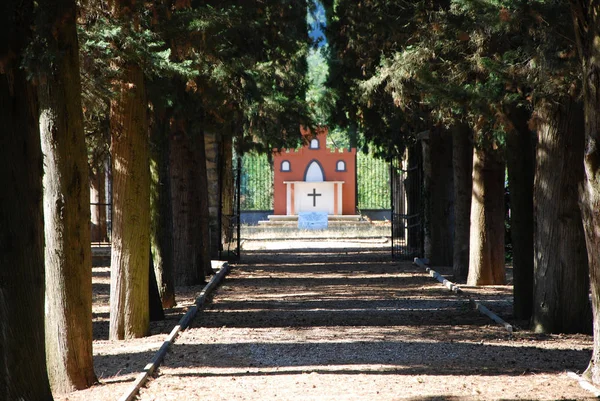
left=132, top=240, right=594, bottom=400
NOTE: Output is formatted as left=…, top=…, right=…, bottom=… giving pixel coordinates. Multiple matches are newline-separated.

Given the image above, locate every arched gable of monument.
left=304, top=160, right=325, bottom=182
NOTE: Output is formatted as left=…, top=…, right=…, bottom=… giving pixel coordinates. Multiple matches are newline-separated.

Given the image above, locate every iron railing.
left=391, top=147, right=424, bottom=260
left=357, top=152, right=391, bottom=210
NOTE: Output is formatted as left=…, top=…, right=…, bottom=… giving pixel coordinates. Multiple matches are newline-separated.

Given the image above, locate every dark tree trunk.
left=109, top=61, right=150, bottom=340
left=170, top=129, right=202, bottom=285
left=424, top=128, right=454, bottom=266
left=506, top=105, right=536, bottom=321
left=422, top=138, right=432, bottom=258
left=36, top=0, right=98, bottom=390
left=90, top=165, right=108, bottom=243
left=148, top=252, right=165, bottom=321
left=150, top=106, right=175, bottom=308
left=532, top=98, right=591, bottom=334
left=570, top=0, right=600, bottom=383
left=452, top=123, right=473, bottom=282
left=191, top=125, right=213, bottom=277
left=0, top=0, right=53, bottom=398
left=205, top=131, right=221, bottom=259
left=220, top=133, right=235, bottom=248
left=467, top=145, right=506, bottom=285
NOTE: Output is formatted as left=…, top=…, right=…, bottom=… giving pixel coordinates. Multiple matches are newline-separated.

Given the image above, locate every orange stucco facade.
left=272, top=127, right=356, bottom=215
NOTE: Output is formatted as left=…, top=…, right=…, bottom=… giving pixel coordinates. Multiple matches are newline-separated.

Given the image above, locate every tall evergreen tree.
left=467, top=144, right=506, bottom=285
left=79, top=0, right=312, bottom=305
left=521, top=0, right=591, bottom=332
left=452, top=123, right=473, bottom=282
left=325, top=1, right=592, bottom=318
left=532, top=97, right=591, bottom=333
left=108, top=0, right=152, bottom=340
left=505, top=103, right=535, bottom=319
left=150, top=103, right=176, bottom=306
left=569, top=0, right=600, bottom=383
left=323, top=0, right=420, bottom=155
left=0, top=0, right=53, bottom=398
left=177, top=0, right=312, bottom=272
left=35, top=0, right=98, bottom=390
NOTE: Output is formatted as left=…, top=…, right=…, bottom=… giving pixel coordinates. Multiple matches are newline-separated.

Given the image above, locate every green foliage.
left=77, top=0, right=314, bottom=165
left=307, top=46, right=336, bottom=124
left=326, top=126, right=351, bottom=149
left=193, top=1, right=314, bottom=152
left=78, top=14, right=197, bottom=82
left=324, top=0, right=578, bottom=154
left=323, top=0, right=421, bottom=156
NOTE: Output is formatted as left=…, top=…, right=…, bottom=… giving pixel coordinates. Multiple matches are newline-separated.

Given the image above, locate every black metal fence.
left=391, top=147, right=424, bottom=260
left=240, top=152, right=273, bottom=211
left=357, top=152, right=391, bottom=210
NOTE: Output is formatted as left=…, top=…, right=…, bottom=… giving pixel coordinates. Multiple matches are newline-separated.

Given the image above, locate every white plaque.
left=298, top=211, right=328, bottom=230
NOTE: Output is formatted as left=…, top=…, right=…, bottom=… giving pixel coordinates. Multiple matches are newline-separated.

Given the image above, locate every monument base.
left=258, top=214, right=367, bottom=228
left=298, top=211, right=328, bottom=230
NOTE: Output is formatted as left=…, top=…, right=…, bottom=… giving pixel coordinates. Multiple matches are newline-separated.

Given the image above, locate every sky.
left=308, top=1, right=326, bottom=47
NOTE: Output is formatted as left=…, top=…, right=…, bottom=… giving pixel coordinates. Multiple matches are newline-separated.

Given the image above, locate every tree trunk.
left=191, top=126, right=213, bottom=277
left=170, top=129, right=201, bottom=285
left=220, top=133, right=235, bottom=248
left=424, top=127, right=454, bottom=266
left=506, top=105, right=536, bottom=321
left=570, top=0, right=600, bottom=384
left=452, top=123, right=473, bottom=282
left=205, top=131, right=221, bottom=259
left=148, top=252, right=165, bottom=321
left=581, top=95, right=600, bottom=379
left=532, top=98, right=591, bottom=333
left=150, top=107, right=176, bottom=308
left=109, top=62, right=150, bottom=340
left=0, top=1, right=53, bottom=398
left=36, top=0, right=98, bottom=392
left=90, top=165, right=108, bottom=243
left=422, top=139, right=432, bottom=258
left=570, top=0, right=600, bottom=383
left=467, top=145, right=506, bottom=285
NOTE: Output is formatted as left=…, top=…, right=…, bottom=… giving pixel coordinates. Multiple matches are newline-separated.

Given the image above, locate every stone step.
left=266, top=214, right=363, bottom=222
left=258, top=220, right=371, bottom=227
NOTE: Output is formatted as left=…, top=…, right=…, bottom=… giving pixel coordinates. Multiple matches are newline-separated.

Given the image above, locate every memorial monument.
left=271, top=127, right=357, bottom=221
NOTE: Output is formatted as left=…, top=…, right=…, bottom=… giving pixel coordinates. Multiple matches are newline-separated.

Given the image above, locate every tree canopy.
left=79, top=0, right=314, bottom=155
left=323, top=0, right=578, bottom=155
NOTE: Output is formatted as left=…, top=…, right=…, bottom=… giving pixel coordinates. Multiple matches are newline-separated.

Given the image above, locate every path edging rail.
left=413, top=258, right=600, bottom=398
left=413, top=258, right=513, bottom=334
left=566, top=371, right=600, bottom=397
left=117, top=261, right=231, bottom=401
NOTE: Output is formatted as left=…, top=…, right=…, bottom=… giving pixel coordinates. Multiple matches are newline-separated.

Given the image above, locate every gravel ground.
left=57, top=239, right=595, bottom=400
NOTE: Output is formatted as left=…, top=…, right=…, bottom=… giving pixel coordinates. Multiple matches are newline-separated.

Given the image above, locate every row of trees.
left=322, top=0, right=600, bottom=384
left=2, top=0, right=313, bottom=399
